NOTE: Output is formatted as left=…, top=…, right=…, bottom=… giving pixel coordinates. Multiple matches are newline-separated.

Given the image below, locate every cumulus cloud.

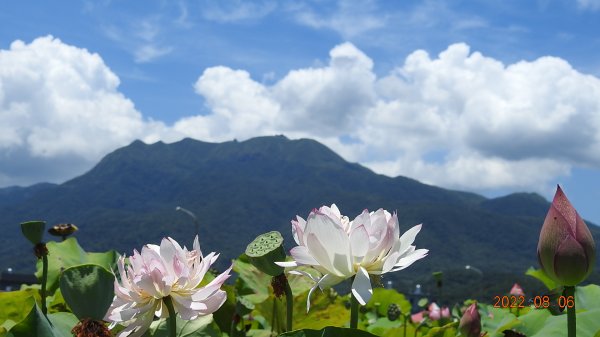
left=0, top=36, right=172, bottom=186
left=3, top=36, right=600, bottom=195
left=186, top=42, right=600, bottom=193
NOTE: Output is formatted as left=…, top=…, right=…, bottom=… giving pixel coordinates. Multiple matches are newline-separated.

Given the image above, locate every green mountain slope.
left=1, top=136, right=598, bottom=300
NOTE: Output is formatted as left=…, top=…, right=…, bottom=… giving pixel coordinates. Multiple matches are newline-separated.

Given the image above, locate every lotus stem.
left=41, top=253, right=48, bottom=317
left=271, top=297, right=278, bottom=333
left=565, top=286, right=575, bottom=337
left=283, top=275, right=293, bottom=331
left=230, top=314, right=239, bottom=337
left=163, top=296, right=177, bottom=337
left=350, top=291, right=359, bottom=329
left=403, top=314, right=408, bottom=337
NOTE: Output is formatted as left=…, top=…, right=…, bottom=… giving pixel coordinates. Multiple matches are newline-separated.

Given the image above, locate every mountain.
left=0, top=182, right=56, bottom=208
left=1, top=136, right=599, bottom=299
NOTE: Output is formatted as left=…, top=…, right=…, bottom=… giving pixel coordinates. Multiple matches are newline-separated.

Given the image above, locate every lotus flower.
left=411, top=311, right=425, bottom=324
left=509, top=283, right=524, bottom=297
left=459, top=303, right=482, bottom=337
left=537, top=186, right=596, bottom=286
left=277, top=204, right=428, bottom=310
left=428, top=302, right=450, bottom=321
left=106, top=236, right=232, bottom=337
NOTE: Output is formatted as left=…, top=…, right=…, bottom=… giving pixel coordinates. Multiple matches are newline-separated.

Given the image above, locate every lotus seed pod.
left=245, top=231, right=286, bottom=276
left=48, top=223, right=78, bottom=240
left=387, top=303, right=401, bottom=321
left=21, top=220, right=46, bottom=245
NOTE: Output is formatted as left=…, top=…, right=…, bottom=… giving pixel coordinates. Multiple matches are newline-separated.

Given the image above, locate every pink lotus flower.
left=537, top=186, right=596, bottom=286
left=106, top=236, right=231, bottom=337
left=509, top=283, right=524, bottom=297
left=428, top=302, right=450, bottom=321
left=411, top=311, right=425, bottom=324
left=277, top=204, right=428, bottom=310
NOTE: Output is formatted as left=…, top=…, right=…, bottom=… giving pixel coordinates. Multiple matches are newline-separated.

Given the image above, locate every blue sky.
left=1, top=0, right=600, bottom=225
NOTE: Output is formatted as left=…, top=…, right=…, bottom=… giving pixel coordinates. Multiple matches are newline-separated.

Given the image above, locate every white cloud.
left=102, top=17, right=173, bottom=63
left=290, top=0, right=385, bottom=38
left=4, top=37, right=600, bottom=196
left=0, top=36, right=172, bottom=186
left=577, top=0, right=600, bottom=10
left=200, top=0, right=277, bottom=23
left=183, top=42, right=600, bottom=193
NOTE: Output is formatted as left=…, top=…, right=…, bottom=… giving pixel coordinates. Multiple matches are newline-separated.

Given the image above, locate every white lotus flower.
left=106, top=236, right=231, bottom=337
left=277, top=204, right=428, bottom=310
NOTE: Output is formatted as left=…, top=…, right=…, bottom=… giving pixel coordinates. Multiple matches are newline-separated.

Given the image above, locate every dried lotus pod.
left=48, top=223, right=78, bottom=241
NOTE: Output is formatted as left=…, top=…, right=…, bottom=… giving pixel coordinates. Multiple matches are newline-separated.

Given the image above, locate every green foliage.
left=233, top=255, right=271, bottom=304
left=145, top=314, right=220, bottom=337
left=290, top=289, right=349, bottom=330
left=20, top=221, right=45, bottom=245
left=0, top=290, right=38, bottom=332
left=420, top=321, right=458, bottom=337
left=59, top=264, right=115, bottom=320
left=365, top=289, right=411, bottom=317
left=480, top=305, right=519, bottom=336
left=279, top=326, right=378, bottom=337
left=211, top=284, right=236, bottom=333
left=286, top=266, right=320, bottom=296
left=5, top=304, right=78, bottom=337
left=365, top=317, right=400, bottom=335
left=35, top=237, right=117, bottom=293
left=526, top=267, right=558, bottom=290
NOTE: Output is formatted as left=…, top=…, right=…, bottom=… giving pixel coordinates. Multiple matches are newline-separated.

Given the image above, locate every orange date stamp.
left=493, top=295, right=574, bottom=309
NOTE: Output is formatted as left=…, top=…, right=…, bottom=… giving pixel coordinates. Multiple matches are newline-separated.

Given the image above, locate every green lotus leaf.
left=59, top=264, right=115, bottom=320
left=35, top=237, right=117, bottom=293
left=278, top=326, right=378, bottom=337
left=147, top=314, right=219, bottom=337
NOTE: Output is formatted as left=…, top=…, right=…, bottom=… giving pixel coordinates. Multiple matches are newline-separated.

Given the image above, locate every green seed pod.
left=387, top=303, right=401, bottom=321
left=245, top=231, right=286, bottom=276
left=21, top=220, right=46, bottom=245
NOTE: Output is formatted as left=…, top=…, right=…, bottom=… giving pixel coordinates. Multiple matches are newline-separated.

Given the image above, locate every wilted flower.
left=459, top=303, right=482, bottom=337
left=509, top=283, right=524, bottom=297
left=428, top=302, right=450, bottom=321
left=48, top=223, right=78, bottom=240
left=277, top=204, right=428, bottom=310
left=537, top=186, right=596, bottom=286
left=106, top=236, right=231, bottom=337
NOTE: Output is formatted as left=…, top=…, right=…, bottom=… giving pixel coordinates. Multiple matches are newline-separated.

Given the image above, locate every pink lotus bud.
left=441, top=306, right=451, bottom=319
left=537, top=186, right=596, bottom=286
left=459, top=303, right=481, bottom=337
left=509, top=283, right=524, bottom=297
